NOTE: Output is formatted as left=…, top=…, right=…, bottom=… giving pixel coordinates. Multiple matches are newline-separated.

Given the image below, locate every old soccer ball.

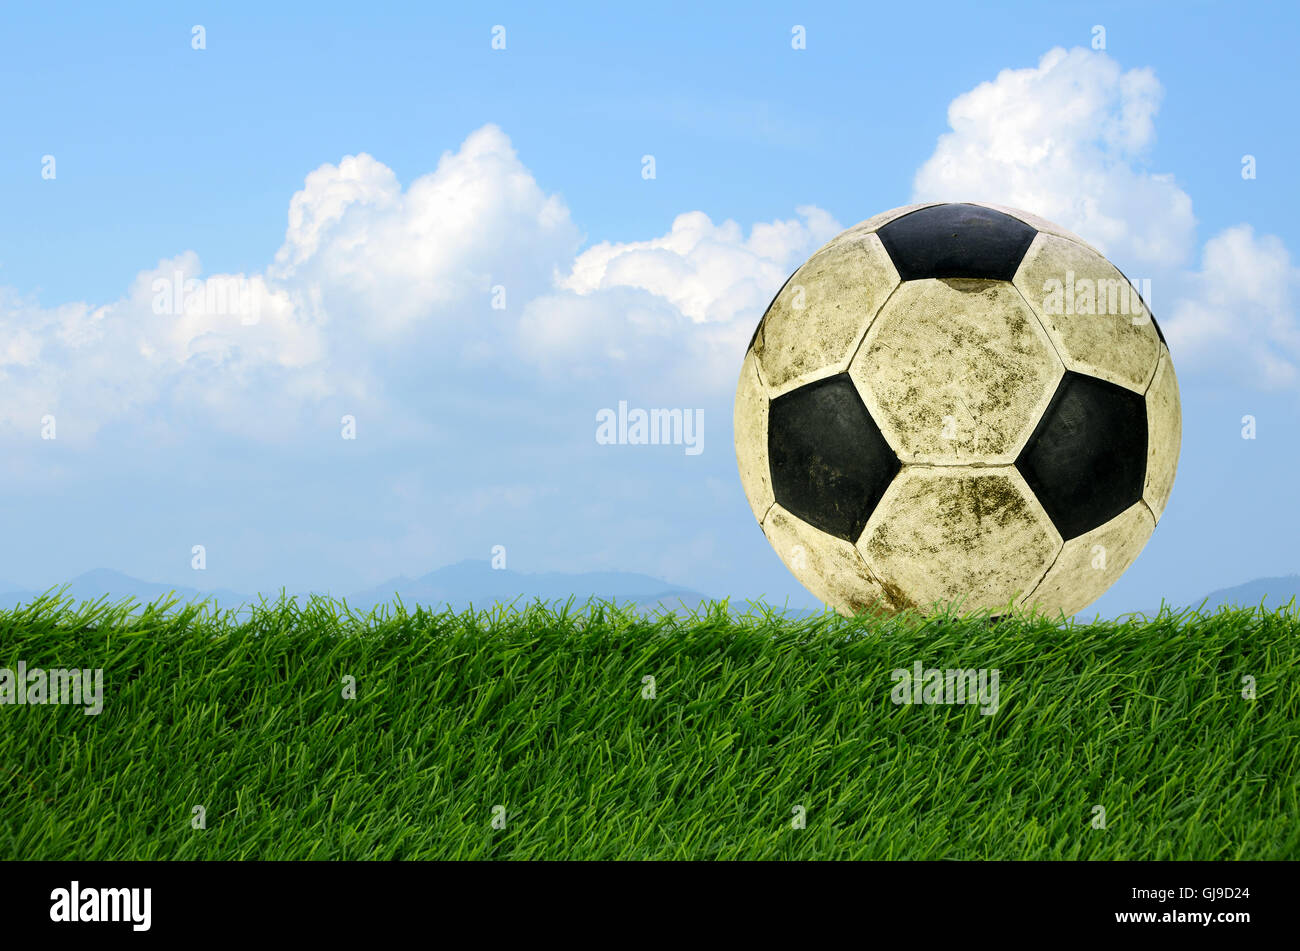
left=734, top=202, right=1181, bottom=617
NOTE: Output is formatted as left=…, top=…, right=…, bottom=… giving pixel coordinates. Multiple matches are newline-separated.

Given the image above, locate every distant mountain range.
left=0, top=561, right=709, bottom=615
left=0, top=568, right=249, bottom=611
left=1, top=565, right=1295, bottom=617
left=1193, top=575, right=1300, bottom=612
left=344, top=561, right=708, bottom=613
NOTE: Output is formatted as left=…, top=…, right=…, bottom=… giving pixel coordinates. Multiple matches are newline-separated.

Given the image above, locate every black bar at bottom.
left=0, top=859, right=1284, bottom=939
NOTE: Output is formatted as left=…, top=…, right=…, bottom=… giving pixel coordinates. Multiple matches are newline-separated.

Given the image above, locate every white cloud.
left=0, top=253, right=331, bottom=443
left=532, top=206, right=840, bottom=385
left=913, top=47, right=1196, bottom=270
left=1165, top=225, right=1300, bottom=388
left=270, top=124, right=579, bottom=337
left=916, top=45, right=1300, bottom=390
left=560, top=206, right=838, bottom=324
left=0, top=126, right=579, bottom=441
left=515, top=287, right=691, bottom=384
left=0, top=124, right=834, bottom=445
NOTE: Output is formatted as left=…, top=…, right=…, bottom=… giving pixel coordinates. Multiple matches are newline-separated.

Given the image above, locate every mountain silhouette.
left=7, top=566, right=1296, bottom=618
left=0, top=562, right=708, bottom=614
left=0, top=568, right=248, bottom=610
left=1194, top=574, right=1300, bottom=612
left=345, top=560, right=707, bottom=612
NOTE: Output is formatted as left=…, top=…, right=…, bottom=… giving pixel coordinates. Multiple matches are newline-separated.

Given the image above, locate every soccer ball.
left=734, top=202, right=1181, bottom=618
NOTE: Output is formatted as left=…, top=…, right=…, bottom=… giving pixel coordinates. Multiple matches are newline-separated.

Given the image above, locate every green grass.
left=1, top=593, right=1296, bottom=859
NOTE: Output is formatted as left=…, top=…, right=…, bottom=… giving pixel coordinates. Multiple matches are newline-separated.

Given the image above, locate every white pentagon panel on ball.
left=762, top=504, right=897, bottom=617
left=1013, top=233, right=1161, bottom=394
left=733, top=350, right=774, bottom=523
left=751, top=232, right=900, bottom=397
left=856, top=466, right=1062, bottom=614
left=1143, top=344, right=1182, bottom=522
left=848, top=279, right=1064, bottom=464
left=970, top=202, right=1100, bottom=254
left=1025, top=503, right=1155, bottom=617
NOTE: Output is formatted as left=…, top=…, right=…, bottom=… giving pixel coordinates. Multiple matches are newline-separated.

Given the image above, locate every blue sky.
left=1, top=1, right=1297, bottom=615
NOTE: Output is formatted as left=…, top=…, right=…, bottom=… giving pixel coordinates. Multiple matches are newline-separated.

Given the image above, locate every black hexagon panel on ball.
left=734, top=202, right=1181, bottom=618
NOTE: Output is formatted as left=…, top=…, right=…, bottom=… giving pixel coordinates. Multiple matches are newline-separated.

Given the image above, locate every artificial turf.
left=0, top=593, right=1296, bottom=859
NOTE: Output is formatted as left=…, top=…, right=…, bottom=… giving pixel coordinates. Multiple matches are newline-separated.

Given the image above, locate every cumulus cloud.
left=0, top=124, right=836, bottom=445
left=559, top=207, right=839, bottom=324
left=916, top=45, right=1300, bottom=390
left=529, top=206, right=840, bottom=386
left=0, top=254, right=327, bottom=443
left=271, top=125, right=579, bottom=337
left=1164, top=226, right=1300, bottom=388
left=913, top=46, right=1196, bottom=269
left=0, top=126, right=580, bottom=441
